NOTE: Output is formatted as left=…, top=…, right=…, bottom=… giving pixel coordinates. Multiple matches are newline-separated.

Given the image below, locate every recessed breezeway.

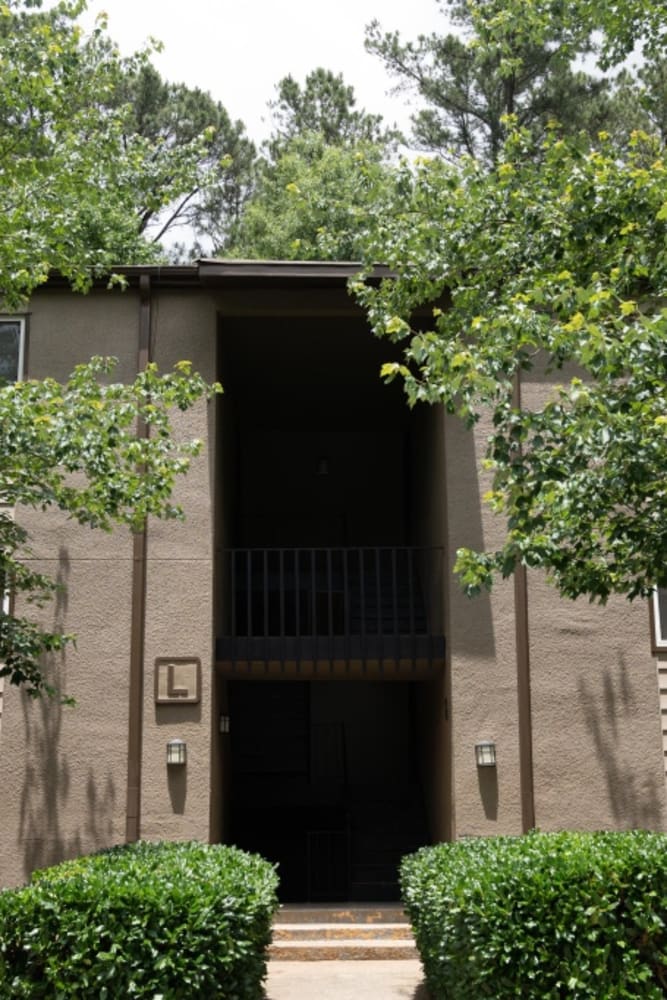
left=225, top=679, right=432, bottom=902
left=210, top=285, right=450, bottom=895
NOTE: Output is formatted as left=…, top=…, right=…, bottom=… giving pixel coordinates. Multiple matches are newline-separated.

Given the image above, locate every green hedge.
left=401, top=830, right=667, bottom=999
left=0, top=840, right=279, bottom=1000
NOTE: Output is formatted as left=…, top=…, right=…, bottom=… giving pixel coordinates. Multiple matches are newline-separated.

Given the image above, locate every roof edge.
left=42, top=259, right=394, bottom=291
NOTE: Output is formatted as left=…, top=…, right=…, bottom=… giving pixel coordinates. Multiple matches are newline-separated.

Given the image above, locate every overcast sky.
left=76, top=0, right=449, bottom=143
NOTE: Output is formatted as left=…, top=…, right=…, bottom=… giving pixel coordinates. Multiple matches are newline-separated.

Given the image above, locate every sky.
left=75, top=0, right=450, bottom=144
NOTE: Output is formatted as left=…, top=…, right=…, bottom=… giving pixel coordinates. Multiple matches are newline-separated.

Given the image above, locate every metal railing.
left=217, top=546, right=444, bottom=665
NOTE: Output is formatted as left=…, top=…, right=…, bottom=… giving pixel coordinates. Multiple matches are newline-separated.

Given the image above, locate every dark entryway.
left=214, top=286, right=448, bottom=894
left=228, top=680, right=429, bottom=901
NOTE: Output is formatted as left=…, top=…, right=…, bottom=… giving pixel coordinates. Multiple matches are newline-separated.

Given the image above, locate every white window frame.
left=651, top=589, right=667, bottom=652
left=0, top=315, right=26, bottom=381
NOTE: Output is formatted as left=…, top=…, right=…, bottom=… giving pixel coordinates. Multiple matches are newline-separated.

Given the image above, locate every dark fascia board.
left=41, top=259, right=448, bottom=317
left=43, top=264, right=199, bottom=291
left=41, top=259, right=449, bottom=318
left=196, top=259, right=393, bottom=283
left=43, top=259, right=394, bottom=291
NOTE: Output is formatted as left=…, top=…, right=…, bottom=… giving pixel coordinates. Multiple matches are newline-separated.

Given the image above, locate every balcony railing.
left=216, top=546, right=445, bottom=667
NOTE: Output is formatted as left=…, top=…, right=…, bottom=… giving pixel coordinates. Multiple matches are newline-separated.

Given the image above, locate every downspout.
left=125, top=274, right=151, bottom=842
left=513, top=371, right=536, bottom=832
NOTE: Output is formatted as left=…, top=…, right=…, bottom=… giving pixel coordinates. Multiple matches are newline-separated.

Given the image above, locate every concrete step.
left=269, top=905, right=418, bottom=961
left=274, top=904, right=406, bottom=924
left=269, top=939, right=418, bottom=961
left=273, top=923, right=410, bottom=941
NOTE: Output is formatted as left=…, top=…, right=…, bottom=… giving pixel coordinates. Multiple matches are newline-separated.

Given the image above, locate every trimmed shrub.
left=401, top=830, right=667, bottom=999
left=0, top=840, right=279, bottom=999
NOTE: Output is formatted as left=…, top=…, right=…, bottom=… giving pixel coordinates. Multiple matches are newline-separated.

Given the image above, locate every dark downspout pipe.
left=125, top=274, right=151, bottom=842
left=513, top=371, right=536, bottom=833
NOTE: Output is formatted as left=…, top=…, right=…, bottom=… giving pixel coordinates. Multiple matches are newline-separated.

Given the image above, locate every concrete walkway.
left=264, top=960, right=430, bottom=999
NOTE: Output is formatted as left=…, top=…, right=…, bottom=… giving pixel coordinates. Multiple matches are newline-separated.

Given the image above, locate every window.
left=651, top=589, right=667, bottom=651
left=0, top=317, right=25, bottom=382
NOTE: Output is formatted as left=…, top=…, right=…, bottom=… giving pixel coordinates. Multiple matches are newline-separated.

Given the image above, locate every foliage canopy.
left=356, top=0, right=667, bottom=604
left=226, top=68, right=397, bottom=261
left=0, top=841, right=278, bottom=998
left=402, top=831, right=667, bottom=997
left=0, top=0, right=217, bottom=304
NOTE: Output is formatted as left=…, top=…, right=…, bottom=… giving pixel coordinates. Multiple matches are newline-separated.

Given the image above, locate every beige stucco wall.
left=519, top=370, right=667, bottom=832
left=440, top=371, right=667, bottom=839
left=0, top=286, right=220, bottom=887
left=139, top=290, right=217, bottom=843
left=0, top=289, right=138, bottom=887
left=444, top=409, right=524, bottom=837
left=529, top=579, right=666, bottom=830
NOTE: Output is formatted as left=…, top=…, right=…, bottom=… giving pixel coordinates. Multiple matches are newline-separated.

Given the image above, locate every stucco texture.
left=139, top=291, right=217, bottom=844
left=0, top=553, right=132, bottom=887
left=520, top=368, right=666, bottom=832
left=0, top=289, right=139, bottom=887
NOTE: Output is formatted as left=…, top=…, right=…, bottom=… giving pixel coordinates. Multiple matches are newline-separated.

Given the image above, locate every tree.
left=0, top=0, right=212, bottom=304
left=112, top=64, right=256, bottom=251
left=354, top=0, right=667, bottom=605
left=225, top=134, right=391, bottom=261
left=366, top=0, right=614, bottom=164
left=605, top=56, right=667, bottom=154
left=1, top=359, right=220, bottom=698
left=266, top=68, right=397, bottom=160
left=224, top=69, right=397, bottom=260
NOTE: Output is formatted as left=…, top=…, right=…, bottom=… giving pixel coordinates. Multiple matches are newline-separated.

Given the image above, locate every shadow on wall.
left=444, top=416, right=496, bottom=661
left=18, top=547, right=117, bottom=880
left=577, top=654, right=664, bottom=828
left=478, top=766, right=499, bottom=821
left=155, top=704, right=199, bottom=816
left=412, top=986, right=430, bottom=999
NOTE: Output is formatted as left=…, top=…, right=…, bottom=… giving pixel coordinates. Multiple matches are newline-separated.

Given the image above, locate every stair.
left=269, top=904, right=418, bottom=961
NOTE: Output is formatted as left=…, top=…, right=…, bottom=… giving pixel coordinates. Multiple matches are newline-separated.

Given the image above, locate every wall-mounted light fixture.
left=316, top=457, right=329, bottom=476
left=166, top=738, right=187, bottom=766
left=475, top=740, right=496, bottom=767
left=219, top=714, right=230, bottom=734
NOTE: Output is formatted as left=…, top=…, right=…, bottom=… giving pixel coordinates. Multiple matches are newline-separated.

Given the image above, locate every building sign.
left=155, top=658, right=201, bottom=704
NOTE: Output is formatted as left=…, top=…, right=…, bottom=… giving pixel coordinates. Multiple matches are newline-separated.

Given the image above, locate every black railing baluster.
left=374, top=549, right=383, bottom=660
left=343, top=548, right=350, bottom=665
left=219, top=545, right=444, bottom=672
left=263, top=549, right=269, bottom=666
left=407, top=547, right=416, bottom=667
left=279, top=549, right=285, bottom=671
left=246, top=549, right=252, bottom=667
left=391, top=547, right=398, bottom=641
left=327, top=548, right=333, bottom=670
left=311, top=549, right=317, bottom=663
left=360, top=548, right=366, bottom=667
left=295, top=549, right=301, bottom=668
left=230, top=550, right=236, bottom=640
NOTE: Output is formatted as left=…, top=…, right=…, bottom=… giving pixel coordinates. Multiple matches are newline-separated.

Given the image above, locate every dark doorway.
left=228, top=680, right=429, bottom=902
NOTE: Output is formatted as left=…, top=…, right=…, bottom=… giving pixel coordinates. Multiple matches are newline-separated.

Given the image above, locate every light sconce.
left=219, top=714, right=230, bottom=734
left=166, top=738, right=187, bottom=766
left=475, top=740, right=497, bottom=767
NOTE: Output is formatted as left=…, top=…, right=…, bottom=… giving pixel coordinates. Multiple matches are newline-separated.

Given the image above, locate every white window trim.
left=652, top=589, right=667, bottom=651
left=0, top=315, right=26, bottom=381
